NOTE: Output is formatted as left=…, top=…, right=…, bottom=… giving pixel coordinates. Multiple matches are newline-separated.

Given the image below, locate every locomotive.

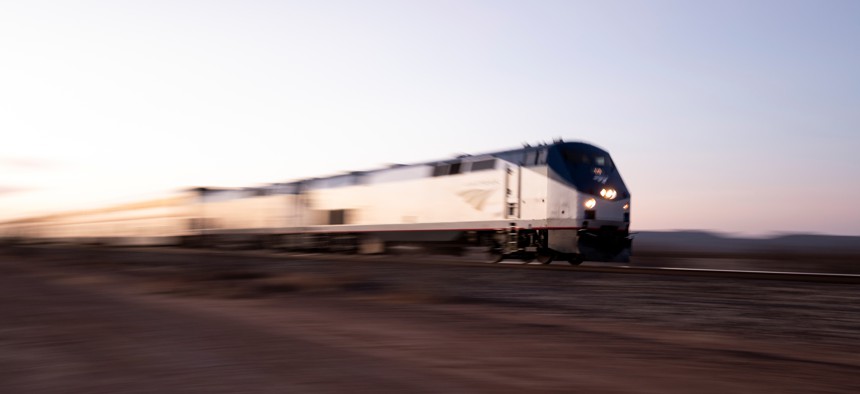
left=0, top=140, right=632, bottom=264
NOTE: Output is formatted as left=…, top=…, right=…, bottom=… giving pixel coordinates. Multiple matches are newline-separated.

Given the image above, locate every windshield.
left=548, top=143, right=627, bottom=197
left=561, top=148, right=614, bottom=169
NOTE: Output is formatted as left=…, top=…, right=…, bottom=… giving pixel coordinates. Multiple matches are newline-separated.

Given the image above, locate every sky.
left=1, top=0, right=859, bottom=236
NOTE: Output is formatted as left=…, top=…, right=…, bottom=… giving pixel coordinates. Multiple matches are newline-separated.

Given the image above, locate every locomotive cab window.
left=561, top=148, right=614, bottom=169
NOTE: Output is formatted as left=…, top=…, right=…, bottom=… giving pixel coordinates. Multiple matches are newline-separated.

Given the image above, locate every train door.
left=504, top=165, right=521, bottom=219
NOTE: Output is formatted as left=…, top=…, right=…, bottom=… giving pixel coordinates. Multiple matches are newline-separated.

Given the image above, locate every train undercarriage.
left=484, top=227, right=632, bottom=265
left=182, top=227, right=632, bottom=265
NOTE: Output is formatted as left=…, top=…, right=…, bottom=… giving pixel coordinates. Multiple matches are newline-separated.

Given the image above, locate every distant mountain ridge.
left=634, top=231, right=860, bottom=255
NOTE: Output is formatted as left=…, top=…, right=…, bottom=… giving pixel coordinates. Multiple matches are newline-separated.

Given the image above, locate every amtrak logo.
left=457, top=189, right=494, bottom=211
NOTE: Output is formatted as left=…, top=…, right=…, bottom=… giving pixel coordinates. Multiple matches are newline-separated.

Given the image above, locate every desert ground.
left=1, top=246, right=858, bottom=393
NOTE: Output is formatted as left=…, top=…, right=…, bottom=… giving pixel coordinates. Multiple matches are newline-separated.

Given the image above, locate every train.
left=0, top=140, right=632, bottom=264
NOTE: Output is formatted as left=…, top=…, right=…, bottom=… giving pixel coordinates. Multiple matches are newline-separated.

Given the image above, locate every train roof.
left=0, top=140, right=612, bottom=224
left=209, top=140, right=608, bottom=196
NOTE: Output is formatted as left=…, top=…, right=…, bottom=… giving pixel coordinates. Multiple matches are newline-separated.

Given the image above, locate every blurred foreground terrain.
left=1, top=245, right=858, bottom=393
left=634, top=231, right=860, bottom=274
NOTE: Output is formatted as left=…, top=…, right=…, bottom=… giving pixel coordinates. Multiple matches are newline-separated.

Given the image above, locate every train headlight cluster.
left=584, top=198, right=596, bottom=209
left=600, top=188, right=617, bottom=200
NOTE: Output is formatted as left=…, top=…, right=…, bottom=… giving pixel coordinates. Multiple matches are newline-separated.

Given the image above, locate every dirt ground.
left=1, top=247, right=859, bottom=393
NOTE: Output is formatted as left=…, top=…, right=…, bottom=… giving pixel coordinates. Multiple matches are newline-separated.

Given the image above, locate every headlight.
left=623, top=203, right=629, bottom=210
left=584, top=198, right=596, bottom=209
left=600, top=188, right=617, bottom=200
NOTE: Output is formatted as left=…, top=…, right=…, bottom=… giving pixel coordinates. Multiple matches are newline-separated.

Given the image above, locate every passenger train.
left=0, top=140, right=632, bottom=264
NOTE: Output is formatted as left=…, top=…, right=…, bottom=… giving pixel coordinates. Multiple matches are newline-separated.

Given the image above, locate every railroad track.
left=411, top=257, right=860, bottom=284
left=557, top=265, right=860, bottom=284
left=202, top=249, right=860, bottom=284
left=6, top=245, right=860, bottom=284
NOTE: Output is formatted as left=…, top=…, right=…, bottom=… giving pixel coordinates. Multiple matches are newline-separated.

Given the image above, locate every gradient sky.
left=2, top=0, right=859, bottom=236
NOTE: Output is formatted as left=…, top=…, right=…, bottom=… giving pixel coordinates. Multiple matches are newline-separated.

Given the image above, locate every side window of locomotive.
left=537, top=149, right=547, bottom=165
left=525, top=151, right=537, bottom=166
left=432, top=164, right=450, bottom=177
left=469, top=159, right=496, bottom=172
left=432, top=161, right=462, bottom=176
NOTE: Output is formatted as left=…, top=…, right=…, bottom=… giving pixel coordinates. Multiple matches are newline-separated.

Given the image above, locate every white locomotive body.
left=192, top=141, right=632, bottom=263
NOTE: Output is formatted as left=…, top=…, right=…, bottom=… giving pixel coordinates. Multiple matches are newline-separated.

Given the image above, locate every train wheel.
left=536, top=250, right=555, bottom=265
left=486, top=247, right=504, bottom=263
left=566, top=255, right=584, bottom=266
